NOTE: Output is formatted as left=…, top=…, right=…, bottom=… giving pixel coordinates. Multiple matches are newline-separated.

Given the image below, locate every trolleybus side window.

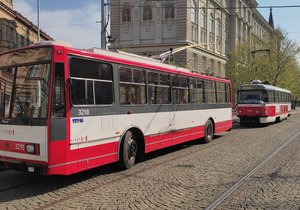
left=69, top=57, right=113, bottom=106
left=190, top=79, right=204, bottom=104
left=205, top=80, right=216, bottom=104
left=119, top=66, right=146, bottom=105
left=148, top=71, right=171, bottom=104
left=216, top=82, right=226, bottom=103
left=172, top=75, right=189, bottom=104
left=225, top=83, right=230, bottom=103
left=52, top=63, right=65, bottom=117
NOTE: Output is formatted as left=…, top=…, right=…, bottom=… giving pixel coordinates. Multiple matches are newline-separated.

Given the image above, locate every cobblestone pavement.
left=0, top=109, right=299, bottom=210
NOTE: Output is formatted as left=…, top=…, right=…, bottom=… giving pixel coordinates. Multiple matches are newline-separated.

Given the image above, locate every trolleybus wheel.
left=203, top=119, right=214, bottom=143
left=119, top=130, right=138, bottom=169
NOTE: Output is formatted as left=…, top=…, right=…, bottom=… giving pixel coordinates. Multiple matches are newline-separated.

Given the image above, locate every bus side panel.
left=215, top=120, right=232, bottom=134
left=47, top=141, right=78, bottom=175
left=145, top=125, right=205, bottom=153
left=77, top=142, right=118, bottom=172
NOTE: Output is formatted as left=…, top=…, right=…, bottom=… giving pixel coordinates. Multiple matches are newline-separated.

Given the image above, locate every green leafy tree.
left=226, top=28, right=300, bottom=101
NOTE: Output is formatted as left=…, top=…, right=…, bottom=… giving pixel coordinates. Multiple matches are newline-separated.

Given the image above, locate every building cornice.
left=0, top=1, right=53, bottom=40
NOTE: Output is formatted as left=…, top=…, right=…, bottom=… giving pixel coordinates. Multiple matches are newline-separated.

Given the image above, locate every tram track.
left=204, top=128, right=300, bottom=210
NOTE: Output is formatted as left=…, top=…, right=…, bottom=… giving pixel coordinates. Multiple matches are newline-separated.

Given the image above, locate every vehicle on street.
left=236, top=80, right=291, bottom=125
left=0, top=41, right=232, bottom=175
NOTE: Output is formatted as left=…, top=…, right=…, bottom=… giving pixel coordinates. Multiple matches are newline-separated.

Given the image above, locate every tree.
left=226, top=28, right=300, bottom=100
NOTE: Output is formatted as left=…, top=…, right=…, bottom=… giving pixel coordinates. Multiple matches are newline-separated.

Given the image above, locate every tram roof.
left=238, top=83, right=291, bottom=93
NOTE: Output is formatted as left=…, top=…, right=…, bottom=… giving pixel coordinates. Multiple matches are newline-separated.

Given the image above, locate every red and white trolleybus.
left=236, top=80, right=291, bottom=125
left=0, top=41, right=232, bottom=175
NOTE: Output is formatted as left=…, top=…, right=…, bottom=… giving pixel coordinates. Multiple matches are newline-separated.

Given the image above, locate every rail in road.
left=205, top=128, right=300, bottom=210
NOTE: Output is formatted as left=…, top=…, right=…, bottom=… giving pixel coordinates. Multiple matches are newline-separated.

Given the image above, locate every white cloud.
left=14, top=0, right=102, bottom=49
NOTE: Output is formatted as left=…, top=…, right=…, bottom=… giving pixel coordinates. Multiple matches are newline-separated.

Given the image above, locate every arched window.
left=191, top=0, right=197, bottom=23
left=143, top=0, right=153, bottom=21
left=122, top=3, right=131, bottom=22
left=165, top=1, right=175, bottom=19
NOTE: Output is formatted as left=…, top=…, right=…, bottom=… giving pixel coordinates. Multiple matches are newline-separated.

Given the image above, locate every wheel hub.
left=128, top=138, right=137, bottom=158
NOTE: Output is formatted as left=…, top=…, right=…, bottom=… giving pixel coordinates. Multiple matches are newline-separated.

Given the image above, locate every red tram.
left=236, top=80, right=291, bottom=124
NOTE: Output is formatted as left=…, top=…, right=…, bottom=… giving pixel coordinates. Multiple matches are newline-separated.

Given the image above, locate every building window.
left=143, top=0, right=153, bottom=21
left=122, top=2, right=131, bottom=22
left=200, top=8, right=207, bottom=28
left=191, top=0, right=197, bottom=23
left=191, top=0, right=198, bottom=42
left=209, top=13, right=214, bottom=33
left=216, top=18, right=221, bottom=52
left=165, top=1, right=175, bottom=19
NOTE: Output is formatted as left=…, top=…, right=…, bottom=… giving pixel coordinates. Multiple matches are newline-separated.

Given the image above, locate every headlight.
left=26, top=144, right=35, bottom=154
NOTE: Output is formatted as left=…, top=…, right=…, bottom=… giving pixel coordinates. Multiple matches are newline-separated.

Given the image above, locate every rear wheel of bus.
left=203, top=119, right=214, bottom=143
left=119, top=130, right=140, bottom=169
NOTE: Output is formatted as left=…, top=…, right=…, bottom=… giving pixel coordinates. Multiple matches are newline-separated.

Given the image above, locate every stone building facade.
left=109, top=0, right=274, bottom=77
left=0, top=0, right=52, bottom=53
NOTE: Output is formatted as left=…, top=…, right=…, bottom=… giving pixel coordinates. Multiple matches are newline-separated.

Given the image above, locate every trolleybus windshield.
left=0, top=47, right=52, bottom=120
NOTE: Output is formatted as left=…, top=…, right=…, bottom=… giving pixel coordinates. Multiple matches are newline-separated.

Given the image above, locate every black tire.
left=119, top=130, right=138, bottom=169
left=203, top=119, right=214, bottom=143
left=275, top=117, right=281, bottom=123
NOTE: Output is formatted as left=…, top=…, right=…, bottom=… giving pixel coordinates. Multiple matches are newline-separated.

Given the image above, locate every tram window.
left=262, top=91, right=268, bottom=102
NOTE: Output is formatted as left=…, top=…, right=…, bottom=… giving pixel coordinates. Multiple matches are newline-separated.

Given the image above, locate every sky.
left=13, top=0, right=300, bottom=49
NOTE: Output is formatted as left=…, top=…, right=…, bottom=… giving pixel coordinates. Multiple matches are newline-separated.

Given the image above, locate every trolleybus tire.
left=203, top=119, right=214, bottom=143
left=119, top=130, right=138, bottom=169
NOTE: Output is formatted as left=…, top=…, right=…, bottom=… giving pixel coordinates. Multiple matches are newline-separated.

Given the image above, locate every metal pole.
left=101, top=0, right=106, bottom=49
left=37, top=0, right=40, bottom=42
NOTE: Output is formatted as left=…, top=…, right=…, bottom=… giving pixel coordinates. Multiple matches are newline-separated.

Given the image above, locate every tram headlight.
left=25, top=144, right=35, bottom=154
